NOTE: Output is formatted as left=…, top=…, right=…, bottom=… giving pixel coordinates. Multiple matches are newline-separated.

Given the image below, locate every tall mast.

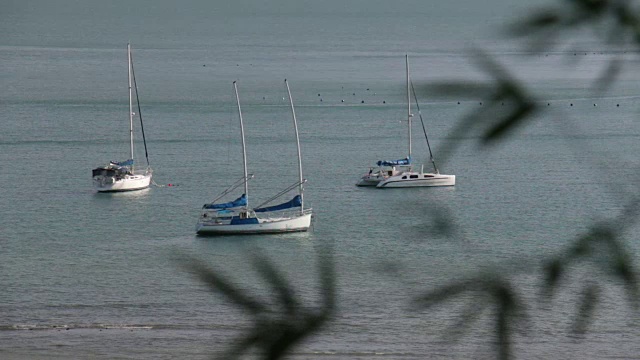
left=128, top=43, right=134, bottom=170
left=284, top=79, right=304, bottom=213
left=233, top=81, right=249, bottom=209
left=406, top=54, right=412, bottom=160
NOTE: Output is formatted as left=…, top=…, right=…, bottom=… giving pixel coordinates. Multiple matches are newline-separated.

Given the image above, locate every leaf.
left=541, top=258, right=564, bottom=299
left=251, top=253, right=300, bottom=316
left=571, top=284, right=600, bottom=335
left=179, top=258, right=267, bottom=316
left=508, top=9, right=561, bottom=37
left=481, top=101, right=537, bottom=144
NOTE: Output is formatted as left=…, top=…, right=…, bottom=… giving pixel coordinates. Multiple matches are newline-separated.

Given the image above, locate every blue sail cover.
left=203, top=194, right=247, bottom=209
left=376, top=157, right=410, bottom=167
left=254, top=195, right=302, bottom=213
left=110, top=159, right=134, bottom=166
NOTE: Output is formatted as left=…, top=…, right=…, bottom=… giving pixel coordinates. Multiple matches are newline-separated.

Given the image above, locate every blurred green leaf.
left=178, top=249, right=335, bottom=360
left=571, top=284, right=600, bottom=335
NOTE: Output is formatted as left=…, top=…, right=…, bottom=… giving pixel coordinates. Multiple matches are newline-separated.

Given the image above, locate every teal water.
left=2, top=0, right=640, bottom=358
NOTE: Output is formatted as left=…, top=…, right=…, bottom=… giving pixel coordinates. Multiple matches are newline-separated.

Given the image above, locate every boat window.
left=402, top=176, right=407, bottom=179
left=424, top=175, right=434, bottom=178
left=410, top=175, right=419, bottom=179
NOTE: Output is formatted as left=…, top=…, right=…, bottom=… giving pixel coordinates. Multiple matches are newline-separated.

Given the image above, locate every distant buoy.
left=318, top=94, right=321, bottom=96
left=547, top=103, right=550, bottom=106
left=361, top=100, right=364, bottom=103
left=383, top=101, right=386, bottom=104
left=457, top=102, right=460, bottom=104
left=479, top=102, right=483, bottom=105
left=366, top=88, right=370, bottom=91
left=617, top=104, right=620, bottom=107
left=570, top=103, right=573, bottom=106
left=320, top=98, right=323, bottom=102
left=341, top=99, right=344, bottom=102
left=593, top=103, right=597, bottom=106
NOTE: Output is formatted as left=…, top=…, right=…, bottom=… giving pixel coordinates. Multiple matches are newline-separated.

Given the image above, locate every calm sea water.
left=2, top=0, right=640, bottom=359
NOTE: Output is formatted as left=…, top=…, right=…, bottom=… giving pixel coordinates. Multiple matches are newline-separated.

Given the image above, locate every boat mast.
left=233, top=81, right=249, bottom=209
left=284, top=79, right=304, bottom=213
left=406, top=54, right=412, bottom=161
left=128, top=43, right=134, bottom=171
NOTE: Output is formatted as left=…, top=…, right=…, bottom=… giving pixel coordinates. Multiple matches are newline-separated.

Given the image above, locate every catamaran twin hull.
left=376, top=173, right=455, bottom=188
left=196, top=212, right=312, bottom=235
left=356, top=174, right=386, bottom=187
left=93, top=173, right=152, bottom=192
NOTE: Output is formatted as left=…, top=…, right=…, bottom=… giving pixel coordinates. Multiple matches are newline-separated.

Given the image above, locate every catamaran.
left=357, top=55, right=454, bottom=188
left=195, top=80, right=312, bottom=235
left=92, top=44, right=152, bottom=192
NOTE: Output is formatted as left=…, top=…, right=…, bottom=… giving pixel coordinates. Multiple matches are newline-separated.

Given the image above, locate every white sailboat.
left=357, top=55, right=455, bottom=188
left=92, top=44, right=152, bottom=192
left=195, top=80, right=312, bottom=235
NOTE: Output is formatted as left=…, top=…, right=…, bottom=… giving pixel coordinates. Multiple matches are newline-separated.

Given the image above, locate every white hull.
left=196, top=212, right=312, bottom=235
left=356, top=166, right=408, bottom=186
left=377, top=173, right=455, bottom=188
left=94, top=172, right=152, bottom=192
left=356, top=174, right=384, bottom=187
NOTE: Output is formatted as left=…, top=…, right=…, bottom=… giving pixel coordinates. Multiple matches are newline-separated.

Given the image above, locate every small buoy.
left=570, top=103, right=573, bottom=106
left=341, top=99, right=344, bottom=102
left=263, top=97, right=265, bottom=100
left=547, top=103, right=550, bottom=106
left=361, top=100, right=364, bottom=103
left=457, top=102, right=460, bottom=104
left=383, top=101, right=386, bottom=104
left=593, top=103, right=597, bottom=106
left=353, top=93, right=355, bottom=96
left=168, top=184, right=173, bottom=187
left=320, top=98, right=323, bottom=102
left=366, top=88, right=370, bottom=91
left=617, top=104, right=620, bottom=107
left=479, top=102, right=483, bottom=105
left=203, top=64, right=206, bottom=67
left=318, top=94, right=321, bottom=96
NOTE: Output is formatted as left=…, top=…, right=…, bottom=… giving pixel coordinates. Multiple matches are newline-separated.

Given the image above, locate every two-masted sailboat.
left=195, top=80, right=312, bottom=235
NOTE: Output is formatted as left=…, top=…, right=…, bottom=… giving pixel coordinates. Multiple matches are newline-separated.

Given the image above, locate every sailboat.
left=92, top=43, right=152, bottom=192
left=357, top=55, right=455, bottom=188
left=195, top=80, right=312, bottom=235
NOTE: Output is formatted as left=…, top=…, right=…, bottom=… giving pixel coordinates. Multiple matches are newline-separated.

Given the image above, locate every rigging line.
left=209, top=174, right=254, bottom=204
left=410, top=79, right=439, bottom=174
left=255, top=179, right=306, bottom=209
left=130, top=49, right=150, bottom=168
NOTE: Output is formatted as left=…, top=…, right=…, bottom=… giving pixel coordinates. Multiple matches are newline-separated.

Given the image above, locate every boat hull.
left=377, top=173, right=455, bottom=188
left=196, top=212, right=312, bottom=235
left=94, top=173, right=152, bottom=192
left=356, top=175, right=384, bottom=187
